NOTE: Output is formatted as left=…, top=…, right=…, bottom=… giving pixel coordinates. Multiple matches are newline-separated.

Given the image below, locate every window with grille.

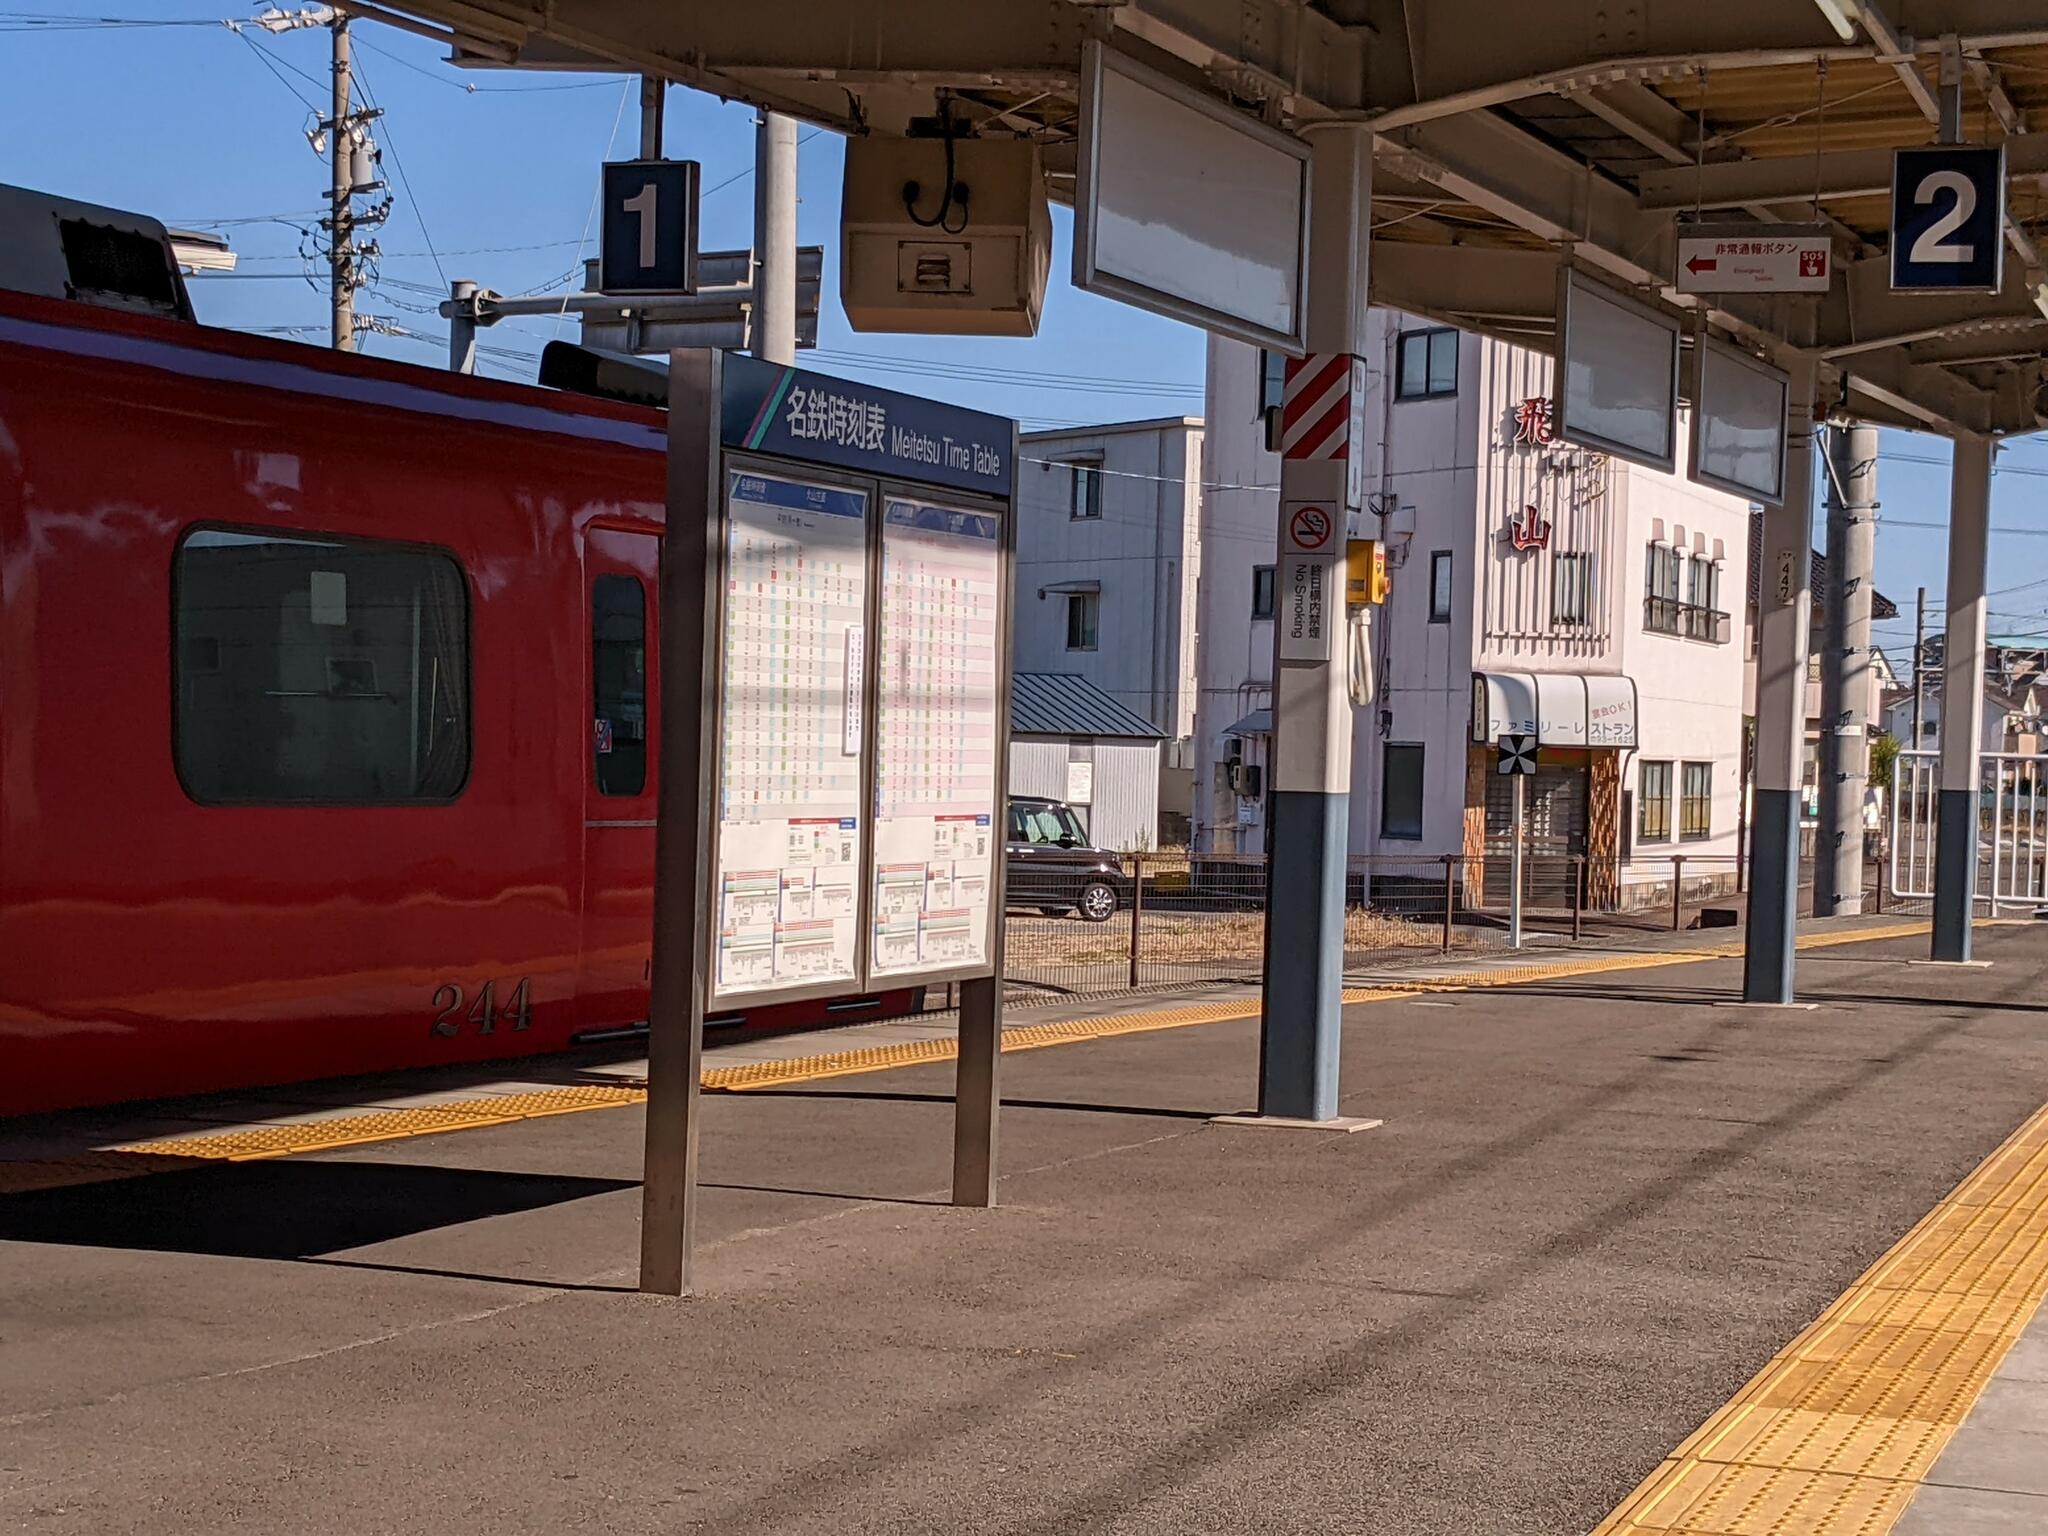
left=1638, top=759, right=1673, bottom=842
left=1680, top=761, right=1713, bottom=840
left=1644, top=545, right=1684, bottom=634
left=1553, top=552, right=1592, bottom=626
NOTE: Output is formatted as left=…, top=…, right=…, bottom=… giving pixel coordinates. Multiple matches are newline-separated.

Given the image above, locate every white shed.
left=1008, top=672, right=1166, bottom=851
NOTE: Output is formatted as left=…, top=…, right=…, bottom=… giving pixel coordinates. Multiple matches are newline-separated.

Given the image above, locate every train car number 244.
left=430, top=978, right=535, bottom=1037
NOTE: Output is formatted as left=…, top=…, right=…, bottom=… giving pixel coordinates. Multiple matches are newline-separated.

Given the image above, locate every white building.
left=1882, top=680, right=2021, bottom=758
left=1195, top=317, right=1752, bottom=911
left=1015, top=417, right=1203, bottom=843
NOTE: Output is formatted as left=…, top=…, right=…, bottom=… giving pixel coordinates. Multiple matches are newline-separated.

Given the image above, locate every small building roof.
left=1745, top=512, right=1899, bottom=621
left=1011, top=673, right=1164, bottom=740
left=1223, top=707, right=1273, bottom=737
left=1019, top=416, right=1203, bottom=443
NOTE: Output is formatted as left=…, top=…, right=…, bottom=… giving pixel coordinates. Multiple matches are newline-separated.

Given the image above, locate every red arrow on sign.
left=1685, top=255, right=1718, bottom=275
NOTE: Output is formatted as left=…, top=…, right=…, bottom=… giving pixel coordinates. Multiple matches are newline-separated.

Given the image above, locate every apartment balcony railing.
left=1645, top=595, right=1731, bottom=644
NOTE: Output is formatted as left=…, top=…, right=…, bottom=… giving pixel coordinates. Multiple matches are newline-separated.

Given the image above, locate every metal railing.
left=1643, top=596, right=1731, bottom=643
left=986, top=849, right=1805, bottom=1002
left=1890, top=749, right=2048, bottom=911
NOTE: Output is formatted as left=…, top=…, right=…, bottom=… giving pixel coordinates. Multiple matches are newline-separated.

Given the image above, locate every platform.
left=3, top=917, right=2045, bottom=1536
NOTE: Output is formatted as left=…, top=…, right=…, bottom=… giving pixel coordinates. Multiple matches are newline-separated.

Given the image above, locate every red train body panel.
left=0, top=289, right=912, bottom=1116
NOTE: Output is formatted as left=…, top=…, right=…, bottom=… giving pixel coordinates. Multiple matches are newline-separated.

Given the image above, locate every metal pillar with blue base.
left=1257, top=789, right=1349, bottom=1120
left=1932, top=789, right=1980, bottom=959
left=1231, top=123, right=1380, bottom=1133
left=1741, top=351, right=1819, bottom=1005
left=1931, top=435, right=1993, bottom=963
left=1744, top=788, right=1801, bottom=1001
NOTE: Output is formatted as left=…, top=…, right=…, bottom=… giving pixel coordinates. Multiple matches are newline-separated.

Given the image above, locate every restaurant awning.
left=1471, top=672, right=1638, bottom=750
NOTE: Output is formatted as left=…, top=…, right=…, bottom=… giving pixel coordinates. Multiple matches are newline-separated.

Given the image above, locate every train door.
left=579, top=527, right=659, bottom=1028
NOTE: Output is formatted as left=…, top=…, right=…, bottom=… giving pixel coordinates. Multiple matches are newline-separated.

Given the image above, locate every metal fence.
left=986, top=849, right=1892, bottom=1001
left=1890, top=749, right=2048, bottom=912
left=1003, top=853, right=1475, bottom=996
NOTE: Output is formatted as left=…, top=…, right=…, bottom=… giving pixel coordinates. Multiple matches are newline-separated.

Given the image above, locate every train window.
left=591, top=574, right=647, bottom=796
left=173, top=527, right=470, bottom=804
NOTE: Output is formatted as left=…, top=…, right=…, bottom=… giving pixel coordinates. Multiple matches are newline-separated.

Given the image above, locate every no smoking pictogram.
left=1288, top=505, right=1334, bottom=552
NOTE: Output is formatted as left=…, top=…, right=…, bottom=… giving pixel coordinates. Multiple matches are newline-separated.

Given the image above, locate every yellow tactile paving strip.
left=0, top=917, right=1932, bottom=1197
left=1591, top=1099, right=2048, bottom=1536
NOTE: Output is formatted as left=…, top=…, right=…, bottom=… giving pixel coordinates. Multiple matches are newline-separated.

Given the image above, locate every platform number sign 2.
left=1891, top=145, right=2005, bottom=294
left=599, top=159, right=701, bottom=296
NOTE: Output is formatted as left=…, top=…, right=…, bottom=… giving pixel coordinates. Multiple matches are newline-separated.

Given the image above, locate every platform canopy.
left=369, top=1, right=2048, bottom=437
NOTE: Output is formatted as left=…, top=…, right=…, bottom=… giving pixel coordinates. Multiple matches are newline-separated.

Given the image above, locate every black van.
left=1005, top=795, right=1131, bottom=922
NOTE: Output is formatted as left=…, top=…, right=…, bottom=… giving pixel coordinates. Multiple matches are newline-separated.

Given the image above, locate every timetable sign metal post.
left=641, top=348, right=1018, bottom=1297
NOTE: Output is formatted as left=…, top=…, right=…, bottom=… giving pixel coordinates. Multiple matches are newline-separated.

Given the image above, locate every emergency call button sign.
left=1674, top=222, right=1832, bottom=295
left=1283, top=501, right=1336, bottom=554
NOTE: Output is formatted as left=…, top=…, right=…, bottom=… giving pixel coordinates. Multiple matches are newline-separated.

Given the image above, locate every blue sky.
left=4, top=2, right=2047, bottom=662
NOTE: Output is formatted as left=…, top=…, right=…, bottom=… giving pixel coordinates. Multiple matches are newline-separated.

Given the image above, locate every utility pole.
left=638, top=74, right=665, bottom=160
left=329, top=14, right=354, bottom=351
left=752, top=111, right=797, bottom=364
left=1911, top=586, right=1928, bottom=746
left=1815, top=421, right=1878, bottom=916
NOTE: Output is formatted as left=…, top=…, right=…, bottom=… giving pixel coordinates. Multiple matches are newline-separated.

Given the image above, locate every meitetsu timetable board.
left=713, top=470, right=869, bottom=998
left=700, top=355, right=1015, bottom=1006
left=870, top=499, right=1002, bottom=977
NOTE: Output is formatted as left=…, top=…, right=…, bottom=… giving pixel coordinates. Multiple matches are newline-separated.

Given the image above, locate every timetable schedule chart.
left=713, top=471, right=868, bottom=999
left=869, top=498, right=1002, bottom=978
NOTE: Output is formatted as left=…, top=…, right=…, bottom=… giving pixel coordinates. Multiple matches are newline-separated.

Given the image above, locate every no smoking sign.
left=1282, top=501, right=1336, bottom=554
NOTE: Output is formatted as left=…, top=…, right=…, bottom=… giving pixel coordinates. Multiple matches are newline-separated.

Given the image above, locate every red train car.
left=0, top=213, right=916, bottom=1117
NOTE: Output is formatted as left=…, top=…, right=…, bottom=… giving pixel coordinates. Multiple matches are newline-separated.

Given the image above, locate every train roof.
left=0, top=283, right=668, bottom=457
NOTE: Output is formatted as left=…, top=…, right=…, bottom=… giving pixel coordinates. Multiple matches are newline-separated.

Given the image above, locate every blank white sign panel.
left=1691, top=340, right=1789, bottom=505
left=1076, top=43, right=1309, bottom=351
left=1556, top=269, right=1680, bottom=472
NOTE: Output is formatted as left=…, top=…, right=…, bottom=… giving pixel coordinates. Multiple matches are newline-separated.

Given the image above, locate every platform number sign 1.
left=1497, top=734, right=1537, bottom=776
left=599, top=159, right=701, bottom=296
left=1891, top=145, right=2005, bottom=294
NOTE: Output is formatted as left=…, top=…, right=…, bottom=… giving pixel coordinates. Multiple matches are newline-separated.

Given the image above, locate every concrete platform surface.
left=3, top=921, right=2046, bottom=1536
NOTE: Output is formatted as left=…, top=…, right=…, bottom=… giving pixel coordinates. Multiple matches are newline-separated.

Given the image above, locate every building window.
left=1381, top=742, right=1425, bottom=840
left=1685, top=557, right=1727, bottom=642
left=1553, top=552, right=1592, bottom=627
left=1065, top=591, right=1099, bottom=651
left=1258, top=349, right=1287, bottom=414
left=592, top=574, right=647, bottom=797
left=1429, top=550, right=1453, bottom=622
left=1395, top=328, right=1458, bottom=400
left=1680, top=761, right=1712, bottom=841
left=1067, top=460, right=1103, bottom=520
left=1638, top=759, right=1673, bottom=842
left=174, top=526, right=470, bottom=804
left=1644, top=544, right=1684, bottom=634
left=1251, top=564, right=1276, bottom=621
left=1258, top=350, right=1287, bottom=451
